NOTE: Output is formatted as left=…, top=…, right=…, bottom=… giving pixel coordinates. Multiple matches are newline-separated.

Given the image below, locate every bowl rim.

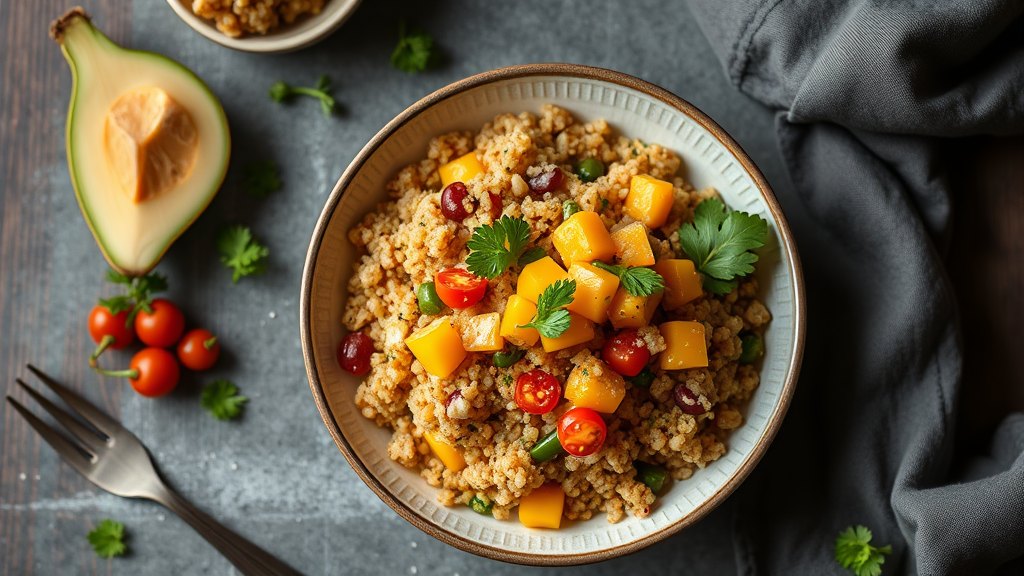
left=300, top=63, right=806, bottom=566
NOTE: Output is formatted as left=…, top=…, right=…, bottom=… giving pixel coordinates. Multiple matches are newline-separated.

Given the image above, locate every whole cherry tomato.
left=338, top=332, right=374, bottom=376
left=514, top=369, right=561, bottom=415
left=434, top=268, right=487, bottom=309
left=87, top=305, right=135, bottom=349
left=134, top=298, right=185, bottom=348
left=601, top=329, right=651, bottom=377
left=177, top=328, right=220, bottom=371
left=557, top=407, right=607, bottom=457
left=128, top=348, right=180, bottom=398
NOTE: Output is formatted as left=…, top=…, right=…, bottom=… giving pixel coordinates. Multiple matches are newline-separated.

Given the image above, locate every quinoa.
left=343, top=105, right=769, bottom=524
left=191, top=0, right=325, bottom=38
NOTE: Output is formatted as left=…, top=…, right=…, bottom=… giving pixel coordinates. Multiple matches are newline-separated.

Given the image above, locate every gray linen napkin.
left=683, top=0, right=1024, bottom=574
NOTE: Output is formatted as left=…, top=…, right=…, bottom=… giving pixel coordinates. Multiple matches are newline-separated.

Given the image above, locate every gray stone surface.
left=5, top=1, right=795, bottom=574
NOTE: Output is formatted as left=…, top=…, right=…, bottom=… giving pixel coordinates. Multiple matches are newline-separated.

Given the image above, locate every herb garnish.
left=245, top=161, right=281, bottom=199
left=466, top=215, right=531, bottom=279
left=391, top=21, right=434, bottom=74
left=592, top=262, right=664, bottom=297
left=87, top=519, right=127, bottom=558
left=834, top=525, right=891, bottom=576
left=217, top=225, right=269, bottom=283
left=201, top=380, right=248, bottom=421
left=268, top=76, right=335, bottom=117
left=517, top=246, right=547, bottom=267
left=99, top=270, right=168, bottom=325
left=678, top=197, right=767, bottom=294
left=519, top=279, right=576, bottom=338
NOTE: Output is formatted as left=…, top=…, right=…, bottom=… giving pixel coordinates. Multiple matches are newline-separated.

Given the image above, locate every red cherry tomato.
left=128, top=348, right=180, bottom=398
left=87, top=305, right=135, bottom=349
left=434, top=268, right=487, bottom=309
left=338, top=332, right=375, bottom=376
left=177, top=328, right=220, bottom=371
left=134, top=298, right=185, bottom=348
left=601, top=329, right=651, bottom=377
left=557, top=407, right=607, bottom=457
left=514, top=369, right=561, bottom=415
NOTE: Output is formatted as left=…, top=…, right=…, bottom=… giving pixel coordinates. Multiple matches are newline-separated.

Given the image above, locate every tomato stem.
left=89, top=335, right=139, bottom=379
left=92, top=366, right=140, bottom=380
left=203, top=336, right=218, bottom=350
left=88, top=334, right=116, bottom=369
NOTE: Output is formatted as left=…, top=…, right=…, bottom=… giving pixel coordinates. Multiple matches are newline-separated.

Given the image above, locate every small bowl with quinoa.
left=165, top=0, right=362, bottom=53
left=300, top=64, right=805, bottom=565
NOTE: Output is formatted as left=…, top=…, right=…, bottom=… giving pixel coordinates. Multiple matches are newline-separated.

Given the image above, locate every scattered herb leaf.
left=268, top=76, right=336, bottom=117
left=592, top=262, right=664, bottom=297
left=519, top=279, right=576, bottom=338
left=98, top=270, right=168, bottom=325
left=391, top=21, right=434, bottom=74
left=217, top=225, right=269, bottom=283
left=466, top=215, right=531, bottom=279
left=201, top=380, right=249, bottom=421
left=678, top=197, right=767, bottom=295
left=834, top=525, right=892, bottom=576
left=517, top=246, right=547, bottom=267
left=244, top=161, right=281, bottom=199
left=87, top=519, right=126, bottom=558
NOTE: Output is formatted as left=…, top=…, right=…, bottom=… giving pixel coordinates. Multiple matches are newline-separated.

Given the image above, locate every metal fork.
left=7, top=365, right=303, bottom=576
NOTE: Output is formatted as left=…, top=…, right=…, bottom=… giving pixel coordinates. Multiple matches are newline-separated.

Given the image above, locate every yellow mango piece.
left=519, top=483, right=565, bottom=529
left=610, top=221, right=655, bottom=267
left=540, top=312, right=595, bottom=352
left=654, top=259, right=703, bottom=310
left=404, top=316, right=467, bottom=378
left=517, top=257, right=568, bottom=304
left=564, top=355, right=626, bottom=413
left=552, top=211, right=616, bottom=267
left=624, top=175, right=675, bottom=229
left=423, top=431, right=467, bottom=472
left=499, top=295, right=540, bottom=347
left=438, top=151, right=485, bottom=188
left=659, top=321, right=708, bottom=370
left=461, top=312, right=504, bottom=352
left=607, top=287, right=664, bottom=329
left=566, top=262, right=620, bottom=323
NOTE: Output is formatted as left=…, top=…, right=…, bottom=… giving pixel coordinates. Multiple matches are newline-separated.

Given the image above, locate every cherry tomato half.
left=338, top=332, right=374, bottom=376
left=177, top=328, right=220, bottom=371
left=557, top=407, right=607, bottom=457
left=87, top=305, right=135, bottom=350
left=601, top=329, right=651, bottom=377
left=134, top=298, right=185, bottom=348
left=129, top=348, right=180, bottom=398
left=514, top=369, right=561, bottom=415
left=434, top=268, right=487, bottom=309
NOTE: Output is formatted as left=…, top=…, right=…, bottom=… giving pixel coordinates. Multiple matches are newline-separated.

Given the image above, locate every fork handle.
left=149, top=484, right=303, bottom=576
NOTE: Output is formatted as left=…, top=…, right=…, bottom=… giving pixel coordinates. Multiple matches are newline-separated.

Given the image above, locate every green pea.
left=629, top=367, right=655, bottom=388
left=562, top=200, right=581, bottom=220
left=739, top=334, right=763, bottom=365
left=529, top=431, right=563, bottom=463
left=575, top=158, right=605, bottom=183
left=493, top=347, right=525, bottom=368
left=635, top=461, right=667, bottom=494
left=416, top=282, right=443, bottom=315
left=468, top=496, right=493, bottom=515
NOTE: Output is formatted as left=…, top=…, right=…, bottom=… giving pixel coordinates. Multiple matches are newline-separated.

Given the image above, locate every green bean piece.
left=635, top=461, right=667, bottom=494
left=468, top=496, right=493, bottom=515
left=562, top=200, right=581, bottom=220
left=629, top=367, right=656, bottom=388
left=493, top=347, right=525, bottom=368
left=416, top=282, right=443, bottom=315
left=518, top=246, right=547, bottom=267
left=575, top=158, right=605, bottom=183
left=739, top=334, right=763, bottom=365
left=529, top=431, right=563, bottom=462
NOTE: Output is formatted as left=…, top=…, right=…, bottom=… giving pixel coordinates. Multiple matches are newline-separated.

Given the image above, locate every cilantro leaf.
left=591, top=262, right=664, bottom=297
left=268, top=76, right=335, bottom=117
left=99, top=270, right=168, bottom=324
left=87, top=519, right=126, bottom=558
left=678, top=197, right=767, bottom=295
left=517, top=246, right=547, bottom=267
left=391, top=21, right=434, bottom=74
left=201, top=380, right=248, bottom=421
left=466, top=216, right=532, bottom=279
left=835, top=525, right=892, bottom=576
left=217, top=225, right=269, bottom=283
left=245, top=161, right=281, bottom=199
left=520, top=279, right=576, bottom=338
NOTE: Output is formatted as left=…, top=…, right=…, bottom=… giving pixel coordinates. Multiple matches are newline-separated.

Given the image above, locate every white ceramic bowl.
left=301, top=64, right=805, bottom=565
left=165, top=0, right=361, bottom=53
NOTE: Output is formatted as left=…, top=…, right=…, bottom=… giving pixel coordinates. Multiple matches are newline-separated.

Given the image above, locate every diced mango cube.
left=624, top=175, right=674, bottom=228
left=607, top=287, right=664, bottom=329
left=438, top=151, right=485, bottom=188
left=500, top=295, right=540, bottom=347
left=565, top=262, right=619, bottom=324
left=540, top=312, right=595, bottom=352
left=517, top=257, right=568, bottom=304
left=404, top=316, right=467, bottom=378
left=461, top=312, right=504, bottom=352
left=519, top=483, right=565, bottom=529
left=610, top=221, right=655, bottom=267
left=423, top=431, right=467, bottom=472
left=552, top=211, right=616, bottom=267
left=654, top=259, right=703, bottom=310
left=564, top=355, right=626, bottom=413
left=659, top=321, right=708, bottom=370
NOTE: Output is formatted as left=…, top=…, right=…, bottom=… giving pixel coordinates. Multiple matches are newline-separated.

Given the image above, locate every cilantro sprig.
left=391, top=21, right=434, bottom=74
left=245, top=161, right=281, bottom=199
left=466, top=216, right=532, bottom=279
left=268, top=76, right=335, bottom=117
left=98, top=270, right=168, bottom=325
left=87, top=519, right=127, bottom=558
left=217, top=225, right=269, bottom=283
left=678, top=197, right=767, bottom=295
left=201, top=380, right=248, bottom=421
left=834, top=525, right=892, bottom=576
left=592, top=262, right=664, bottom=297
left=519, top=279, right=576, bottom=338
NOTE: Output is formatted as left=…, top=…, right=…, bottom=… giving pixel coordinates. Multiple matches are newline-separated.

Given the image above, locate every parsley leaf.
left=201, top=380, right=248, bottom=420
left=519, top=279, right=576, bottom=338
left=391, top=21, right=434, bottom=74
left=835, top=525, right=892, bottom=576
left=268, top=76, right=335, bottom=117
left=678, top=197, right=767, bottom=295
left=245, top=161, right=281, bottom=199
left=591, top=262, right=664, bottom=297
left=466, top=216, right=531, bottom=279
left=217, top=225, right=269, bottom=283
left=517, top=246, right=547, bottom=267
left=87, top=519, right=127, bottom=558
left=98, top=269, right=168, bottom=324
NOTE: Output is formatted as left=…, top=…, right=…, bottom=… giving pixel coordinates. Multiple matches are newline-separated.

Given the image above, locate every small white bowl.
left=165, top=0, right=362, bottom=53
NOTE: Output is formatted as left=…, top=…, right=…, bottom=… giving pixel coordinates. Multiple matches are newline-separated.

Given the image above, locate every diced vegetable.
left=557, top=407, right=607, bottom=457
left=562, top=199, right=581, bottom=220
left=469, top=496, right=493, bottom=515
left=610, top=222, right=655, bottom=267
left=404, top=317, right=467, bottom=378
left=529, top=431, right=563, bottom=462
left=739, top=334, right=763, bottom=364
left=601, top=329, right=651, bottom=377
left=607, top=287, right=663, bottom=330
left=416, top=281, right=443, bottom=314
left=423, top=431, right=466, bottom=472
left=435, top=268, right=488, bottom=309
left=635, top=461, right=667, bottom=494
left=514, top=369, right=561, bottom=415
left=461, top=312, right=504, bottom=352
left=539, top=312, right=594, bottom=352
left=492, top=346, right=525, bottom=368
left=516, top=257, right=568, bottom=304
left=564, top=355, right=626, bottom=414
left=519, top=483, right=565, bottom=529
left=653, top=259, right=703, bottom=310
left=438, top=151, right=485, bottom=188
left=624, top=174, right=674, bottom=229
left=499, top=295, right=541, bottom=347
left=565, top=263, right=620, bottom=323
left=575, top=158, right=605, bottom=183
left=658, top=321, right=708, bottom=370
left=552, top=211, right=616, bottom=267
left=629, top=367, right=656, bottom=388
